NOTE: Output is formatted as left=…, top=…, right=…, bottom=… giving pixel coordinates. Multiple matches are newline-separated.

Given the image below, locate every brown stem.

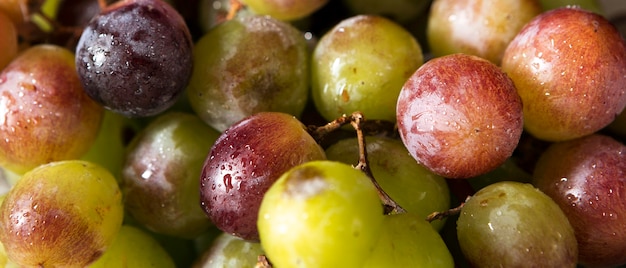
left=306, top=113, right=354, bottom=143
left=98, top=0, right=108, bottom=10
left=349, top=112, right=406, bottom=215
left=255, top=255, right=272, bottom=268
left=226, top=0, right=243, bottom=20
left=426, top=196, right=470, bottom=222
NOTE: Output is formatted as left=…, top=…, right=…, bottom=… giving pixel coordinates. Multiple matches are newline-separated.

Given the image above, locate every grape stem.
left=255, top=255, right=272, bottom=268
left=426, top=196, right=470, bottom=222
left=226, top=0, right=243, bottom=20
left=308, top=112, right=406, bottom=215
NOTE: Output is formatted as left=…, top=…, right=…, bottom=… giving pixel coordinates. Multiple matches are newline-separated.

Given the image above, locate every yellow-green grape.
left=457, top=181, right=578, bottom=267
left=257, top=160, right=384, bottom=267
left=90, top=225, right=176, bottom=268
left=0, top=160, right=124, bottom=267
left=364, top=213, right=454, bottom=267
left=325, top=136, right=450, bottom=230
left=311, top=14, right=423, bottom=123
left=193, top=232, right=264, bottom=268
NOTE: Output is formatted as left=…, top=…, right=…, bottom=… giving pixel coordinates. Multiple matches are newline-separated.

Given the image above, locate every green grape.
left=0, top=160, right=124, bottom=267
left=81, top=109, right=143, bottom=179
left=364, top=213, right=454, bottom=267
left=90, top=225, right=176, bottom=268
left=240, top=0, right=329, bottom=21
left=121, top=112, right=220, bottom=239
left=311, top=14, right=423, bottom=123
left=193, top=232, right=265, bottom=268
left=257, top=160, right=384, bottom=267
left=187, top=14, right=310, bottom=132
left=457, top=181, right=578, bottom=267
left=325, top=136, right=450, bottom=230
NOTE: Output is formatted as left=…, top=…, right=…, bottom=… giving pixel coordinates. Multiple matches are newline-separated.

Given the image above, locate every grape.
left=75, top=0, right=193, bottom=117
left=0, top=193, right=17, bottom=268
left=240, top=0, right=329, bottom=21
left=121, top=111, right=220, bottom=239
left=325, top=136, right=450, bottom=230
left=193, top=232, right=264, bottom=268
left=532, top=134, right=626, bottom=267
left=187, top=14, right=310, bottom=132
left=457, top=181, right=578, bottom=267
left=0, top=160, right=124, bottom=267
left=0, top=44, right=104, bottom=175
left=363, top=213, right=454, bottom=267
left=0, top=0, right=26, bottom=27
left=396, top=53, right=524, bottom=179
left=257, top=160, right=384, bottom=268
left=89, top=225, right=176, bottom=268
left=426, top=0, right=542, bottom=65
left=311, top=14, right=424, bottom=123
left=501, top=7, right=626, bottom=141
left=200, top=112, right=326, bottom=241
left=0, top=11, right=17, bottom=71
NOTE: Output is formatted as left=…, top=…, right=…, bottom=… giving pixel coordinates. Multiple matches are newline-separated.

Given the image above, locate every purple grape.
left=75, top=0, right=193, bottom=117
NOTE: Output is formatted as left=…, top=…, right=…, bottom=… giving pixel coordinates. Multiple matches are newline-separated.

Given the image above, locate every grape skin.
left=457, top=181, right=578, bottom=267
left=0, top=160, right=124, bottom=267
left=187, top=15, right=310, bottom=132
left=75, top=0, right=193, bottom=117
left=257, top=160, right=384, bottom=268
left=0, top=44, right=104, bottom=175
left=200, top=112, right=326, bottom=241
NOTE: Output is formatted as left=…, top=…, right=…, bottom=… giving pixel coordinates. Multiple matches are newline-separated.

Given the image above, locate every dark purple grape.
left=199, top=112, right=326, bottom=241
left=75, top=0, right=193, bottom=117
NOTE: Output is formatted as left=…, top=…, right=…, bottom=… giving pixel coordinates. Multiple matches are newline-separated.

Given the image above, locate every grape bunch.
left=0, top=0, right=625, bottom=267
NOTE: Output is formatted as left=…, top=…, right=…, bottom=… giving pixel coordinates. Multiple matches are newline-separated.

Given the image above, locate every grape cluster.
left=0, top=0, right=625, bottom=267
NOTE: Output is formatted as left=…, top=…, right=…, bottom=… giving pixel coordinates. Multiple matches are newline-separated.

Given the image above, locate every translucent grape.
left=312, top=14, right=423, bottom=123
left=457, top=181, right=578, bottom=267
